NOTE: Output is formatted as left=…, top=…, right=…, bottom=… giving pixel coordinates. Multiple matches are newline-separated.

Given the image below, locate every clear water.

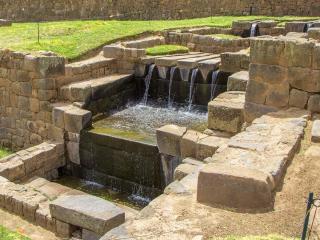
left=168, top=66, right=176, bottom=108
left=250, top=23, right=258, bottom=37
left=142, top=64, right=155, bottom=105
left=54, top=176, right=147, bottom=210
left=92, top=101, right=207, bottom=144
left=210, top=70, right=220, bottom=100
left=188, top=68, right=199, bottom=111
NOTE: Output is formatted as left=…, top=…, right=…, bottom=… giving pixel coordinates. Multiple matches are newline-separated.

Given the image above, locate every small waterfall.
left=250, top=23, right=258, bottom=37
left=210, top=70, right=220, bottom=100
left=142, top=64, right=155, bottom=105
left=188, top=68, right=198, bottom=111
left=304, top=22, right=314, bottom=32
left=168, top=67, right=176, bottom=108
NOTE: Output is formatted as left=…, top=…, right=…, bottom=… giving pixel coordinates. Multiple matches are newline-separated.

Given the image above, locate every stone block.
left=174, top=163, right=199, bottom=181
left=227, top=71, right=248, bottom=91
left=313, top=44, right=320, bottom=70
left=311, top=120, right=320, bottom=143
left=208, top=91, right=245, bottom=133
left=197, top=164, right=273, bottom=210
left=50, top=193, right=125, bottom=235
left=244, top=102, right=278, bottom=123
left=56, top=220, right=74, bottom=238
left=265, top=83, right=290, bottom=108
left=156, top=125, right=187, bottom=157
left=64, top=107, right=92, bottom=133
left=285, top=40, right=314, bottom=68
left=308, top=95, right=320, bottom=113
left=250, top=38, right=286, bottom=66
left=289, top=89, right=309, bottom=109
left=245, top=79, right=269, bottom=104
left=196, top=136, right=228, bottom=160
left=249, top=63, right=287, bottom=84
left=67, top=141, right=80, bottom=165
left=308, top=28, right=320, bottom=40
left=180, top=130, right=207, bottom=158
left=288, top=68, right=320, bottom=93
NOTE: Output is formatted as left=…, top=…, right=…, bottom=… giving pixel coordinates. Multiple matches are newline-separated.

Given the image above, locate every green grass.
left=0, top=147, right=12, bottom=159
left=212, top=235, right=297, bottom=240
left=146, top=44, right=189, bottom=55
left=0, top=225, right=30, bottom=240
left=0, top=16, right=316, bottom=60
left=210, top=34, right=241, bottom=39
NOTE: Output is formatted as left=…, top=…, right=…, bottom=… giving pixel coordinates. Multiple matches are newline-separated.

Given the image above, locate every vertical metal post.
left=302, top=192, right=314, bottom=240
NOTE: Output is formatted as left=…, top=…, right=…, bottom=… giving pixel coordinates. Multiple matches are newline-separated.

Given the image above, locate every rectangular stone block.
left=288, top=68, right=320, bottom=93
left=156, top=125, right=187, bottom=157
left=196, top=136, right=228, bottom=160
left=289, top=89, right=309, bottom=109
left=312, top=120, right=320, bottom=143
left=180, top=130, right=207, bottom=159
left=64, top=107, right=92, bottom=133
left=208, top=91, right=245, bottom=133
left=197, top=164, right=273, bottom=210
left=50, top=193, right=125, bottom=235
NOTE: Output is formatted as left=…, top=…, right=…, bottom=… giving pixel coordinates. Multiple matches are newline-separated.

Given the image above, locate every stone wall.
left=0, top=50, right=65, bottom=150
left=1, top=0, right=319, bottom=22
left=245, top=37, right=320, bottom=122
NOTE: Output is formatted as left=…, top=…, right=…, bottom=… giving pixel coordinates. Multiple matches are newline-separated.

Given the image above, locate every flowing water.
left=188, top=68, right=199, bottom=111
left=250, top=23, right=258, bottom=37
left=210, top=70, right=220, bottom=100
left=54, top=176, right=147, bottom=210
left=142, top=64, right=156, bottom=105
left=92, top=102, right=207, bottom=144
left=168, top=67, right=176, bottom=108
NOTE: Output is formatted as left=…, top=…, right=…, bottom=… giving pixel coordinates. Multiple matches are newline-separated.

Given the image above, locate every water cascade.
left=304, top=22, right=314, bottom=32
left=168, top=67, right=176, bottom=108
left=250, top=23, right=258, bottom=37
left=142, top=64, right=156, bottom=105
left=210, top=70, right=220, bottom=100
left=188, top=68, right=198, bottom=111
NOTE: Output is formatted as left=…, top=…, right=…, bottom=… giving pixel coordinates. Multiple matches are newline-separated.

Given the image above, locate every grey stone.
left=311, top=120, right=320, bottom=143
left=50, top=193, right=125, bottom=235
left=227, top=71, right=248, bottom=91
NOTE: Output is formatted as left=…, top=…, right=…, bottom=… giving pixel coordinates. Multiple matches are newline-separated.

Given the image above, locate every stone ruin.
left=1, top=19, right=320, bottom=239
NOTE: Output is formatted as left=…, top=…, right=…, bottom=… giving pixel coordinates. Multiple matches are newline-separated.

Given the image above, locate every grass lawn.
left=146, top=44, right=189, bottom=55
left=0, top=225, right=30, bottom=240
left=0, top=16, right=316, bottom=60
left=210, top=34, right=241, bottom=39
left=0, top=147, right=12, bottom=158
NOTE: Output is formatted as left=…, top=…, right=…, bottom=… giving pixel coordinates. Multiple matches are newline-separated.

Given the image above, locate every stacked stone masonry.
left=245, top=37, right=320, bottom=122
left=0, top=0, right=319, bottom=22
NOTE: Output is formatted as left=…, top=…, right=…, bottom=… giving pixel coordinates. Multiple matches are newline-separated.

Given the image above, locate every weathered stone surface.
left=220, top=50, right=250, bottom=73
left=180, top=130, right=207, bottom=158
left=156, top=125, right=187, bottom=157
left=308, top=94, right=320, bottom=113
left=308, top=27, right=320, bottom=40
left=50, top=193, right=125, bottom=235
left=82, top=228, right=102, bottom=240
left=288, top=67, right=320, bottom=93
left=198, top=108, right=308, bottom=210
left=289, top=89, right=309, bottom=109
left=208, top=91, right=245, bottom=133
left=67, top=141, right=80, bottom=165
left=174, top=163, right=199, bottom=181
left=311, top=120, right=320, bottom=143
left=227, top=71, right=248, bottom=91
left=196, top=136, right=228, bottom=160
left=64, top=106, right=92, bottom=133
left=197, top=164, right=273, bottom=210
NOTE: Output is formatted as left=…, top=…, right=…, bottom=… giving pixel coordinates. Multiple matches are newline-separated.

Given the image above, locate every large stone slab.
left=208, top=91, right=245, bottom=133
left=197, top=164, right=273, bottom=210
left=177, top=54, right=219, bottom=69
left=155, top=53, right=208, bottom=66
left=50, top=193, right=125, bottom=235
